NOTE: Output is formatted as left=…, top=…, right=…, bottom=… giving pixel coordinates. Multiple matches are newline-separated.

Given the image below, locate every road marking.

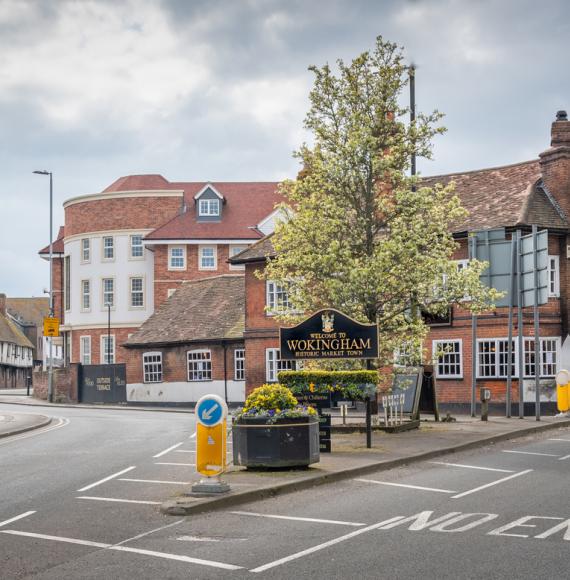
left=451, top=470, right=533, bottom=499
left=190, top=432, right=197, bottom=439
left=177, top=535, right=247, bottom=543
left=111, top=545, right=242, bottom=570
left=113, top=520, right=184, bottom=546
left=76, top=496, right=161, bottom=505
left=0, top=529, right=241, bottom=570
left=250, top=516, right=404, bottom=573
left=1, top=530, right=110, bottom=548
left=154, top=462, right=196, bottom=467
left=0, top=417, right=69, bottom=446
left=502, top=450, right=559, bottom=457
left=429, top=462, right=515, bottom=473
left=174, top=449, right=196, bottom=453
left=558, top=454, right=570, bottom=461
left=119, top=478, right=190, bottom=485
left=354, top=479, right=456, bottom=494
left=548, top=438, right=570, bottom=442
left=153, top=442, right=184, bottom=458
left=230, top=511, right=366, bottom=527
left=0, top=511, right=35, bottom=528
left=77, top=466, right=136, bottom=492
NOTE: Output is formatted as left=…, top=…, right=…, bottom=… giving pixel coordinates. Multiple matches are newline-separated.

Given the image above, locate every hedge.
left=277, top=370, right=378, bottom=400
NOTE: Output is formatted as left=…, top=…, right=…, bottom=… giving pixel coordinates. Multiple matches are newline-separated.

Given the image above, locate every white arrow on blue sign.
left=195, top=394, right=228, bottom=427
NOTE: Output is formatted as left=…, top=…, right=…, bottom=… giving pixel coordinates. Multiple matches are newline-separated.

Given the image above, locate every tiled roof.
left=124, top=275, right=245, bottom=347
left=6, top=298, right=49, bottom=328
left=422, top=159, right=567, bottom=232
left=39, top=226, right=65, bottom=255
left=145, top=182, right=283, bottom=241
left=229, top=233, right=276, bottom=263
left=0, top=313, right=34, bottom=348
left=103, top=174, right=171, bottom=192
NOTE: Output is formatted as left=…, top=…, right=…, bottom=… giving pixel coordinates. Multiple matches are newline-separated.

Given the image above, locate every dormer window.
left=198, top=198, right=220, bottom=216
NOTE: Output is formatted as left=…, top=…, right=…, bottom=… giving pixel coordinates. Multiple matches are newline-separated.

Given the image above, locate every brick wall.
left=153, top=244, right=245, bottom=308
left=33, top=363, right=80, bottom=403
left=65, top=196, right=182, bottom=237
left=72, top=327, right=139, bottom=367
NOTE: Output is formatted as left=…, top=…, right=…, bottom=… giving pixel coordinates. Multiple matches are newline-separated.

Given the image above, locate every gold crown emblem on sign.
left=322, top=311, right=335, bottom=333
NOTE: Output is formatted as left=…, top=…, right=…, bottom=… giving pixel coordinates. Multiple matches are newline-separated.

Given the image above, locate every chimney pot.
left=556, top=110, right=568, bottom=122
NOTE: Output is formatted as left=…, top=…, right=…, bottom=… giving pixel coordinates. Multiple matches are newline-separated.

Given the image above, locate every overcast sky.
left=2, top=0, right=569, bottom=297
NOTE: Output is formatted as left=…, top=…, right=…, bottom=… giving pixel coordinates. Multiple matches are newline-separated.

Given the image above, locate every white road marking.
left=250, top=516, right=404, bottom=573
left=190, top=432, right=197, bottom=439
left=77, top=466, right=136, bottom=492
left=548, top=438, right=570, bottom=442
left=113, top=519, right=184, bottom=546
left=1, top=529, right=241, bottom=570
left=354, top=479, right=456, bottom=494
left=0, top=417, right=69, bottom=446
left=558, top=454, right=570, bottom=461
left=452, top=469, right=533, bottom=499
left=429, top=462, right=515, bottom=473
left=154, top=462, right=195, bottom=467
left=0, top=511, right=35, bottom=528
left=230, top=511, right=365, bottom=527
left=76, top=496, right=161, bottom=505
left=111, top=545, right=242, bottom=570
left=177, top=535, right=247, bottom=543
left=119, top=478, right=190, bottom=485
left=502, top=450, right=559, bottom=457
left=153, top=442, right=184, bottom=458
left=1, top=530, right=110, bottom=548
left=174, top=449, right=196, bottom=453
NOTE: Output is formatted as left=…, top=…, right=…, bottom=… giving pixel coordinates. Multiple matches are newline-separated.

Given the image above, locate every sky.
left=1, top=0, right=570, bottom=297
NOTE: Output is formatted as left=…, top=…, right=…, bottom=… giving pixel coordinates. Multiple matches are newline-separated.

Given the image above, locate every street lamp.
left=33, top=170, right=54, bottom=402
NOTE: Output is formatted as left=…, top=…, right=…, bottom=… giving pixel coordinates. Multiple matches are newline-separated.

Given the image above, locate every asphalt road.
left=1, top=402, right=570, bottom=579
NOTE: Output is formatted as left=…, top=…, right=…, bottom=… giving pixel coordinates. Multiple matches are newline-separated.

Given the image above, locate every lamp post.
left=106, top=301, right=111, bottom=364
left=33, top=170, right=54, bottom=402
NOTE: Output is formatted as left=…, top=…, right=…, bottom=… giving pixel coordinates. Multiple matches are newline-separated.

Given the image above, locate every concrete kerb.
left=0, top=416, right=52, bottom=440
left=161, top=418, right=570, bottom=517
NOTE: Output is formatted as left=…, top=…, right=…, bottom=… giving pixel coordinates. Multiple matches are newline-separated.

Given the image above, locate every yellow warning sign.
left=196, top=421, right=227, bottom=477
left=43, top=317, right=60, bottom=337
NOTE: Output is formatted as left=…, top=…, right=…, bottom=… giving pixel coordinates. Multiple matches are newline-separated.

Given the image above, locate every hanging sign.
left=43, top=317, right=60, bottom=337
left=280, top=309, right=378, bottom=361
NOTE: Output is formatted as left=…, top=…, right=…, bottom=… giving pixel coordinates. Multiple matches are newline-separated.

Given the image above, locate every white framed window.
left=229, top=245, right=247, bottom=270
left=80, top=336, right=91, bottom=365
left=266, top=348, right=297, bottom=383
left=81, top=238, right=90, bottom=263
left=548, top=255, right=560, bottom=297
left=143, top=352, right=163, bottom=383
left=130, top=235, right=144, bottom=259
left=433, top=339, right=463, bottom=379
left=524, top=337, right=560, bottom=377
left=198, top=198, right=220, bottom=216
left=130, top=277, right=144, bottom=308
left=266, top=281, right=292, bottom=313
left=102, top=236, right=114, bottom=260
left=477, top=339, right=517, bottom=378
left=101, top=335, right=115, bottom=364
left=168, top=245, right=186, bottom=270
left=234, top=348, right=245, bottom=381
left=81, top=280, right=91, bottom=311
left=167, top=288, right=177, bottom=298
left=187, top=350, right=212, bottom=381
left=199, top=245, right=217, bottom=270
left=102, top=278, right=114, bottom=307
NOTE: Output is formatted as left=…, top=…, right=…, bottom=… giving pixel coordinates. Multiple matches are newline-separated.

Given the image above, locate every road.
left=1, top=402, right=570, bottom=579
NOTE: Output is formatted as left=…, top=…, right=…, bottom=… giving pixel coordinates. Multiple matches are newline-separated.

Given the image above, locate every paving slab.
left=161, top=414, right=570, bottom=516
left=0, top=411, right=52, bottom=439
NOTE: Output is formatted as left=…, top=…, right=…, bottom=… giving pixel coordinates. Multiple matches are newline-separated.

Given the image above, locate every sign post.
left=192, top=394, right=230, bottom=494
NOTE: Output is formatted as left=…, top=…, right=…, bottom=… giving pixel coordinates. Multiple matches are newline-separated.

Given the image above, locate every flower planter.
left=232, top=416, right=320, bottom=468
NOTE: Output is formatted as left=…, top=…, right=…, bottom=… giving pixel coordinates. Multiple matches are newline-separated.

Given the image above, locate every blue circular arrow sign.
left=195, top=394, right=227, bottom=427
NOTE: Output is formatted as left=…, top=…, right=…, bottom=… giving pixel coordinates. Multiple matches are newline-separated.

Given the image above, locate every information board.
left=79, top=364, right=126, bottom=404
left=391, top=370, right=423, bottom=417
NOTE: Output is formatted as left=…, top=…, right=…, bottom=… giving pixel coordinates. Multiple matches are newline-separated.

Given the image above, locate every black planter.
left=232, top=416, right=320, bottom=468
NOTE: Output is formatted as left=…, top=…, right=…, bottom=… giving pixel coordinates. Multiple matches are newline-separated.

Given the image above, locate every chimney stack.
left=0, top=293, right=6, bottom=316
left=539, top=110, right=570, bottom=217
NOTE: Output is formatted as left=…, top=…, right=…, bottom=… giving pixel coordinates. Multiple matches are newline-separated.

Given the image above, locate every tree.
left=263, top=36, right=500, bottom=364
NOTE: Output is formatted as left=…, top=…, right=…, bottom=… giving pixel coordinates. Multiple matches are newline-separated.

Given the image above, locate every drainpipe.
left=223, top=341, right=228, bottom=403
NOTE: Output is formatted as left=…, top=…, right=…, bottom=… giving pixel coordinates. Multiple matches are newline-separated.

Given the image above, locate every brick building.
left=230, top=112, right=570, bottom=410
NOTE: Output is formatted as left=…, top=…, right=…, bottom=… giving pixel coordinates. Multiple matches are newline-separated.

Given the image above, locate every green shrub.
left=278, top=370, right=378, bottom=400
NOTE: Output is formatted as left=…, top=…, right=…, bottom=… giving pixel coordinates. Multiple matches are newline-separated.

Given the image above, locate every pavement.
left=2, top=392, right=570, bottom=519
left=0, top=410, right=51, bottom=438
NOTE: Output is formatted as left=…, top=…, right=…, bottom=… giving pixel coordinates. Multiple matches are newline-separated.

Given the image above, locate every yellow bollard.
left=196, top=420, right=227, bottom=477
left=555, top=370, right=570, bottom=413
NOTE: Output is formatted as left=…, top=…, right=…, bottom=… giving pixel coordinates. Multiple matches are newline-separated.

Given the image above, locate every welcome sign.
left=279, top=309, right=378, bottom=360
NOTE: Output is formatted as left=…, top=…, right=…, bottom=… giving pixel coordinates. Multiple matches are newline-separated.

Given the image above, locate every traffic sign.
left=196, top=422, right=226, bottom=477
left=195, top=394, right=227, bottom=427
left=43, top=317, right=60, bottom=337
